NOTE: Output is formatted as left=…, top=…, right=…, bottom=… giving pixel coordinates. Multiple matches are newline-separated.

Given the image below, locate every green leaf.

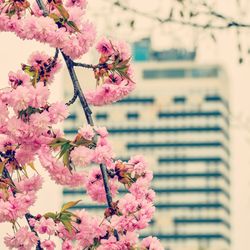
left=21, top=64, right=36, bottom=77
left=116, top=57, right=131, bottom=68
left=27, top=162, right=38, bottom=173
left=50, top=137, right=69, bottom=145
left=61, top=218, right=73, bottom=233
left=58, top=143, right=71, bottom=159
left=0, top=160, right=7, bottom=175
left=75, top=137, right=96, bottom=148
left=7, top=9, right=16, bottom=17
left=49, top=13, right=60, bottom=22
left=44, top=212, right=57, bottom=220
left=67, top=20, right=81, bottom=33
left=56, top=4, right=70, bottom=20
left=63, top=150, right=70, bottom=167
left=61, top=200, right=81, bottom=212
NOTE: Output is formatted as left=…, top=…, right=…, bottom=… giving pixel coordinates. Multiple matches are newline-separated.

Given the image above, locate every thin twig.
left=25, top=214, right=43, bottom=250
left=62, top=52, right=94, bottom=125
left=113, top=0, right=250, bottom=30
left=66, top=89, right=78, bottom=106
left=100, top=163, right=113, bottom=208
left=73, top=62, right=97, bottom=69
left=1, top=167, right=43, bottom=250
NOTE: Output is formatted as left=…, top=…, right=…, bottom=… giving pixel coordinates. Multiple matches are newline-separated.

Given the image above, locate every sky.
left=0, top=0, right=250, bottom=249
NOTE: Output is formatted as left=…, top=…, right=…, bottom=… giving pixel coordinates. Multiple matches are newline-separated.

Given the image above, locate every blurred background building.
left=62, top=38, right=230, bottom=250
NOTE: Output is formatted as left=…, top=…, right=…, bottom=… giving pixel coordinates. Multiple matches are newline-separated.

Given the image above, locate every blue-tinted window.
left=132, top=38, right=151, bottom=62
left=173, top=96, right=186, bottom=103
left=191, top=68, right=219, bottom=78
left=66, top=113, right=77, bottom=120
left=151, top=49, right=196, bottom=61
left=139, top=233, right=230, bottom=244
left=204, top=95, right=229, bottom=110
left=143, top=69, right=185, bottom=79
left=127, top=112, right=139, bottom=119
left=95, top=113, right=108, bottom=120
left=205, top=95, right=222, bottom=102
left=143, top=67, right=220, bottom=79
left=116, top=97, right=154, bottom=104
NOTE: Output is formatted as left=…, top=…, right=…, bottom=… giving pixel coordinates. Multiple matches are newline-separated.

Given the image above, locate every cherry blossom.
left=0, top=0, right=164, bottom=248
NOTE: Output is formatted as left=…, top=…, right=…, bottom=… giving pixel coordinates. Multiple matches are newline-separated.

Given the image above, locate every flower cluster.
left=0, top=51, right=68, bottom=224
left=0, top=0, right=164, bottom=249
left=41, top=125, right=114, bottom=188
left=3, top=198, right=162, bottom=250
left=85, top=38, right=135, bottom=106
left=105, top=156, right=156, bottom=234
left=4, top=226, right=38, bottom=250
left=0, top=0, right=95, bottom=59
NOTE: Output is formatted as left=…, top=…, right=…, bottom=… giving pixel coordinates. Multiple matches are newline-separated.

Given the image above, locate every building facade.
left=63, top=44, right=230, bottom=250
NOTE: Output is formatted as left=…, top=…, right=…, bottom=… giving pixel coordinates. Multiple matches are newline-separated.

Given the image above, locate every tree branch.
left=36, top=0, right=119, bottom=240
left=73, top=62, right=98, bottom=69
left=25, top=214, right=43, bottom=250
left=1, top=167, right=43, bottom=250
left=113, top=0, right=250, bottom=30
left=62, top=52, right=94, bottom=125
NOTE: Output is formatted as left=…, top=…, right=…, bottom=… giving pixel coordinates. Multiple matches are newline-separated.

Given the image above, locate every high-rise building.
left=63, top=40, right=230, bottom=250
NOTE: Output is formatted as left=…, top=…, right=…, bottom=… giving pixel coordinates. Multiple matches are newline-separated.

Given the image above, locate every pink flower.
left=8, top=70, right=30, bottom=88
left=30, top=111, right=51, bottom=132
left=27, top=51, right=62, bottom=84
left=118, top=193, right=139, bottom=214
left=129, top=180, right=155, bottom=202
left=28, top=51, right=50, bottom=67
left=0, top=12, right=96, bottom=59
left=30, top=83, right=49, bottom=108
left=15, top=144, right=36, bottom=166
left=94, top=126, right=108, bottom=138
left=92, top=137, right=114, bottom=165
left=78, top=125, right=95, bottom=140
left=0, top=191, right=37, bottom=223
left=0, top=100, right=8, bottom=129
left=85, top=80, right=135, bottom=106
left=96, top=37, right=114, bottom=56
left=48, top=102, right=69, bottom=123
left=15, top=175, right=43, bottom=193
left=128, top=155, right=148, bottom=176
left=41, top=240, right=56, bottom=250
left=4, top=226, right=38, bottom=250
left=85, top=168, right=118, bottom=203
left=141, top=236, right=164, bottom=250
left=34, top=217, right=56, bottom=235
left=115, top=40, right=131, bottom=60
left=73, top=210, right=107, bottom=248
left=9, top=85, right=33, bottom=112
left=85, top=38, right=135, bottom=106
left=66, top=0, right=87, bottom=9
left=38, top=146, right=87, bottom=187
left=98, top=232, right=138, bottom=250
left=70, top=146, right=93, bottom=167
left=62, top=240, right=74, bottom=250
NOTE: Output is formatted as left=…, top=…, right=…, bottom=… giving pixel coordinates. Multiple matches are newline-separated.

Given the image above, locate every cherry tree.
left=0, top=0, right=164, bottom=249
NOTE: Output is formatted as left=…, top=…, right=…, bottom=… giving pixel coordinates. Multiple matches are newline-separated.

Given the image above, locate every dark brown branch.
left=66, top=89, right=78, bottom=106
left=73, top=62, right=97, bottom=69
left=1, top=167, right=43, bottom=250
left=100, top=163, right=113, bottom=208
left=62, top=52, right=120, bottom=241
left=113, top=0, right=250, bottom=30
left=35, top=0, right=120, bottom=241
left=25, top=214, right=43, bottom=250
left=62, top=52, right=94, bottom=125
